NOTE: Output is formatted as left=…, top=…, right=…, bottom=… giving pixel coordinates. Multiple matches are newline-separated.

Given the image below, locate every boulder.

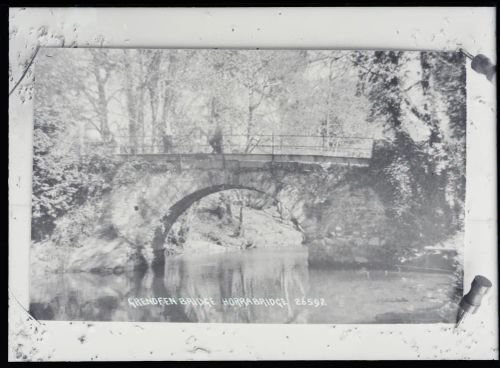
left=66, top=237, right=147, bottom=273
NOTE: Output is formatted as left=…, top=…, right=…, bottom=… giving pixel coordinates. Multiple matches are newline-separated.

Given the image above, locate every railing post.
left=272, top=133, right=275, bottom=161
left=334, top=137, right=340, bottom=155
left=222, top=134, right=226, bottom=168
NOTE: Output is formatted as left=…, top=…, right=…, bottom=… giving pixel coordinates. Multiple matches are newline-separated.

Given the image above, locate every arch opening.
left=151, top=184, right=304, bottom=269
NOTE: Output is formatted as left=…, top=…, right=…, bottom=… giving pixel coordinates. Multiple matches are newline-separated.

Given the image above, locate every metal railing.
left=85, top=134, right=374, bottom=159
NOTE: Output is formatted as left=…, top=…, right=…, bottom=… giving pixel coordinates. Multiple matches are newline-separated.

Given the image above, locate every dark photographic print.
left=30, top=48, right=466, bottom=323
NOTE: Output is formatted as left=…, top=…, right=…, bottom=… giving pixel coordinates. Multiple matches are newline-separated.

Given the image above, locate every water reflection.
left=30, top=248, right=458, bottom=323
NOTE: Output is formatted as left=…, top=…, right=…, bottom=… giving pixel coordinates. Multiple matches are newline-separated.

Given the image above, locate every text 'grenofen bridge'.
left=92, top=134, right=374, bottom=167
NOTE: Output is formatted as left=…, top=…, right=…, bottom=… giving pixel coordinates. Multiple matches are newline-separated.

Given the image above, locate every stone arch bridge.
left=104, top=156, right=389, bottom=271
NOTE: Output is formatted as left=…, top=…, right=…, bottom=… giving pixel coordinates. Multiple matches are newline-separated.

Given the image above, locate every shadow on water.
left=150, top=259, right=191, bottom=322
left=30, top=247, right=459, bottom=323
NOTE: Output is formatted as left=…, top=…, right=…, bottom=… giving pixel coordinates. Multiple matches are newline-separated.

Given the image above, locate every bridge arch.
left=110, top=168, right=308, bottom=238
left=152, top=184, right=267, bottom=247
left=149, top=183, right=306, bottom=268
left=106, top=163, right=389, bottom=270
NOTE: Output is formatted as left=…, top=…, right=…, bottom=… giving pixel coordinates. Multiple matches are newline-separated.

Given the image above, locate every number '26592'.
left=294, top=298, right=327, bottom=307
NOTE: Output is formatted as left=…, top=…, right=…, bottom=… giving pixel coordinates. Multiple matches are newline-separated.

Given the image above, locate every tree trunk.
left=123, top=51, right=138, bottom=154
left=159, top=52, right=178, bottom=151
left=209, top=96, right=223, bottom=153
left=137, top=91, right=145, bottom=153
left=90, top=51, right=110, bottom=141
left=245, top=90, right=256, bottom=153
left=419, top=52, right=441, bottom=147
left=146, top=50, right=162, bottom=152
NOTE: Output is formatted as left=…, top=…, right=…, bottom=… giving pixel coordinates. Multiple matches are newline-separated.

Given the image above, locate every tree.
left=352, top=50, right=466, bottom=253
left=88, top=49, right=116, bottom=141
left=31, top=49, right=120, bottom=241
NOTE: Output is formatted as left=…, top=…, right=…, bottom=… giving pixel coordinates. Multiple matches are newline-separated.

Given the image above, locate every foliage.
left=31, top=117, right=120, bottom=241
left=50, top=200, right=103, bottom=247
left=352, top=51, right=466, bottom=254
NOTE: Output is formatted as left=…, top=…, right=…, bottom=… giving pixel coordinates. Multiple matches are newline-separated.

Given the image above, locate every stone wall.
left=305, top=184, right=391, bottom=266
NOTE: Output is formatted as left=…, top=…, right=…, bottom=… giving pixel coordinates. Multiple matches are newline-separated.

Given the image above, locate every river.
left=30, top=247, right=459, bottom=323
